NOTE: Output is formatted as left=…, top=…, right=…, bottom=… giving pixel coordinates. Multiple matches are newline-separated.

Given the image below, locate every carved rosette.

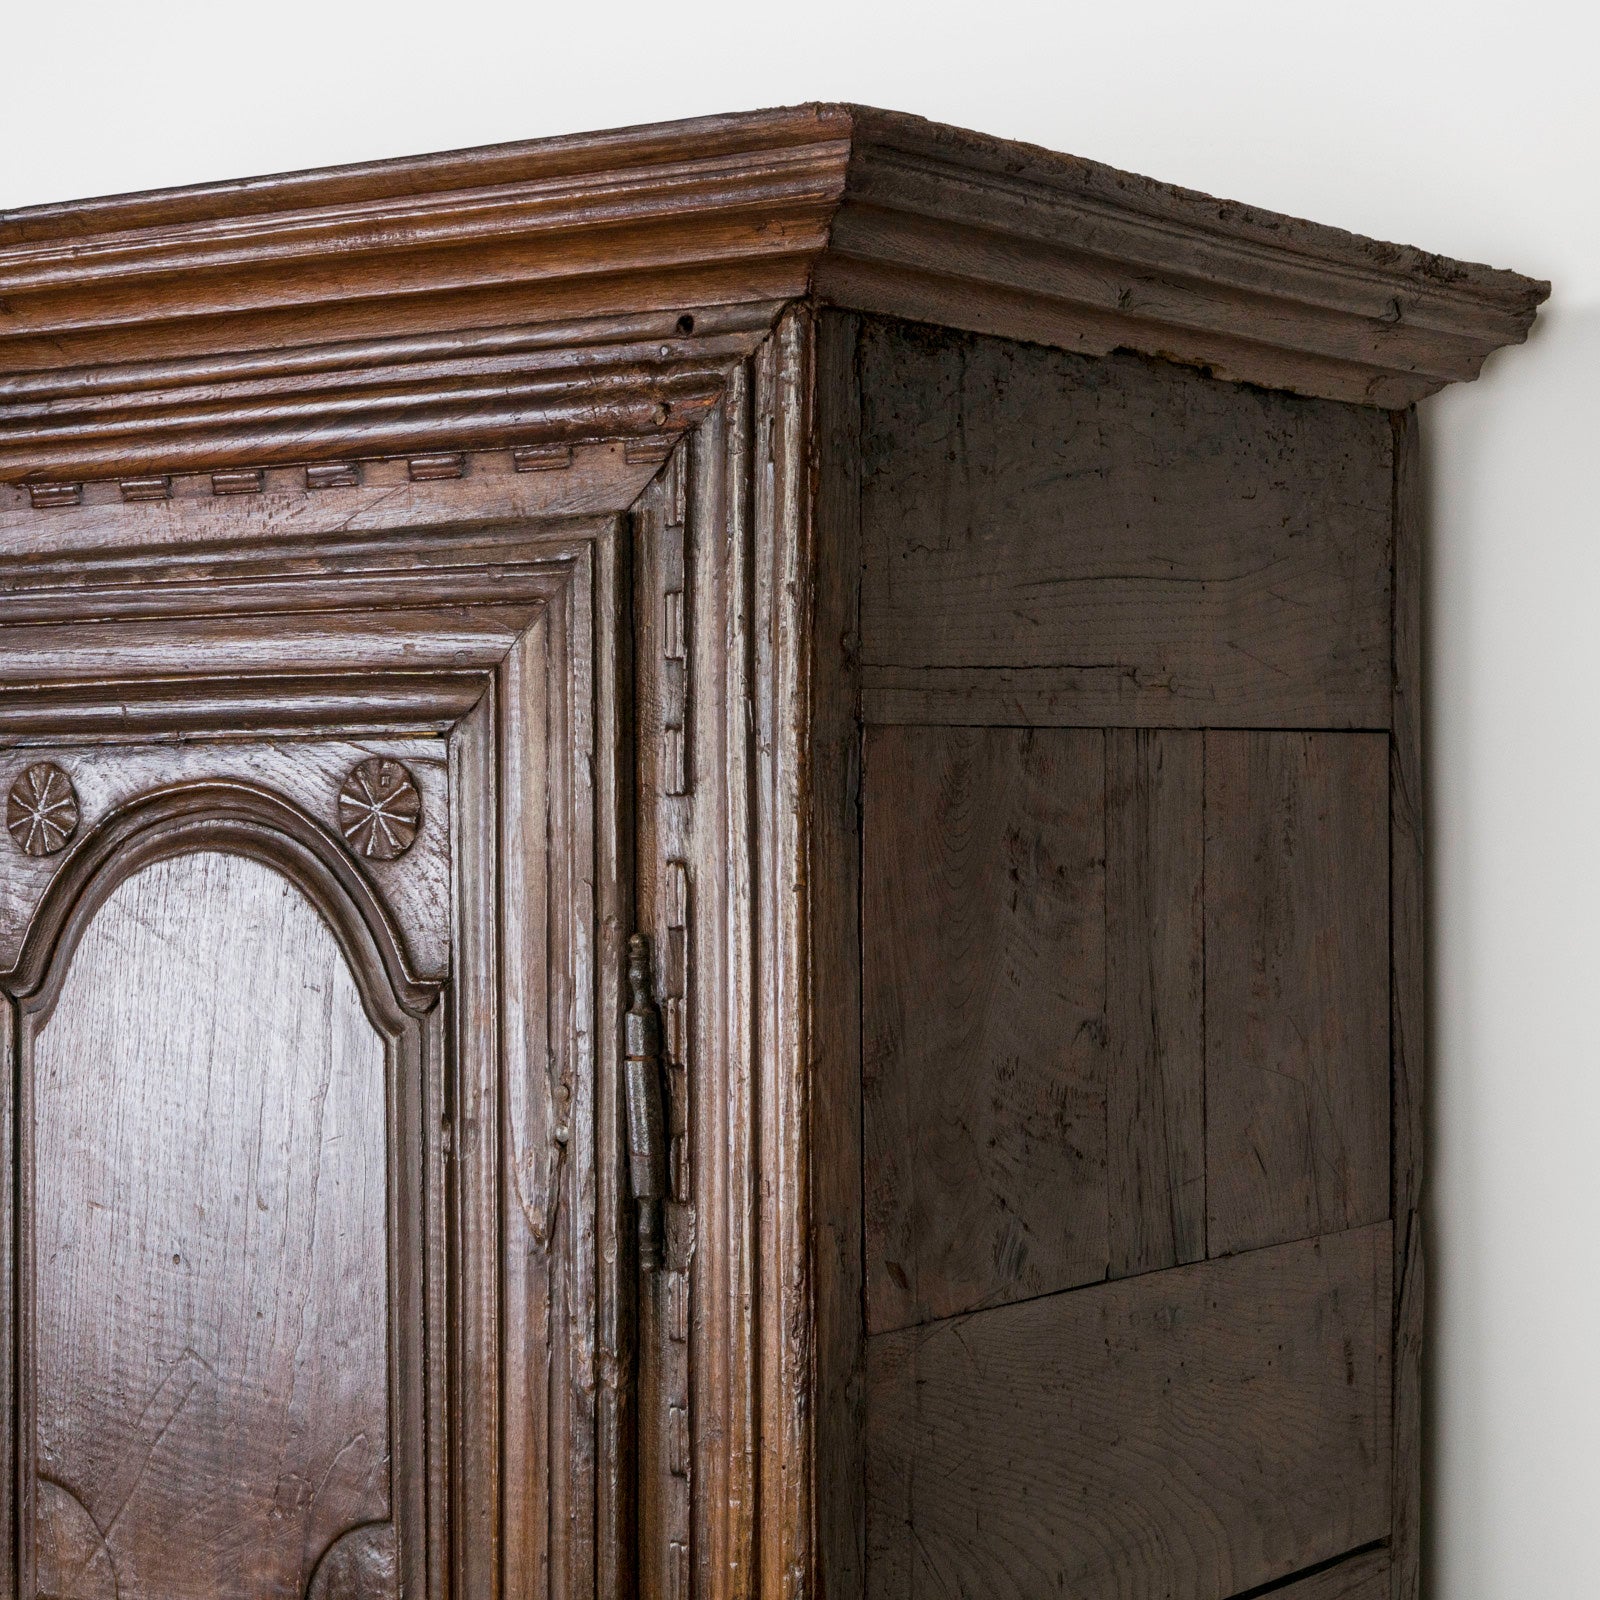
left=7, top=762, right=79, bottom=856
left=337, top=759, right=421, bottom=861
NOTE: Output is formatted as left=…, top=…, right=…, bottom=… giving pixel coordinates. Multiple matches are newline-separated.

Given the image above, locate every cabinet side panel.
left=862, top=725, right=1107, bottom=1334
left=1389, top=407, right=1424, bottom=1600
left=1106, top=728, right=1206, bottom=1277
left=1204, top=731, right=1391, bottom=1258
left=856, top=318, right=1394, bottom=730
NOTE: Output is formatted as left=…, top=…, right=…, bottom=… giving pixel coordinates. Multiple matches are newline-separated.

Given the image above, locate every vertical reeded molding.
left=751, top=307, right=817, bottom=1600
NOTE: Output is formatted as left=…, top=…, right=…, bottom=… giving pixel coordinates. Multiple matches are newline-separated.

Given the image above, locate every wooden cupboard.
left=0, top=106, right=1546, bottom=1600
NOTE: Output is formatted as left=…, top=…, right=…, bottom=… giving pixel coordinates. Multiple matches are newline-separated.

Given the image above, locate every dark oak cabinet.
left=0, top=107, right=1545, bottom=1600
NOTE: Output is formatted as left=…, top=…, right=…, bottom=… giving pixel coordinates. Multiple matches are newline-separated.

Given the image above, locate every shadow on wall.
left=1424, top=299, right=1600, bottom=1600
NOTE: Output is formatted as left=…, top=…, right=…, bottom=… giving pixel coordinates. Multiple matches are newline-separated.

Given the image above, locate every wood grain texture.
left=0, top=113, right=1517, bottom=1593
left=865, top=1224, right=1392, bottom=1600
left=33, top=851, right=393, bottom=1600
left=863, top=725, right=1106, bottom=1334
left=750, top=311, right=817, bottom=1600
left=690, top=372, right=761, bottom=1600
left=0, top=738, right=450, bottom=979
left=1106, top=728, right=1206, bottom=1277
left=0, top=482, right=625, bottom=1599
left=818, top=106, right=1545, bottom=409
left=627, top=451, right=691, bottom=1600
left=0, top=444, right=662, bottom=549
left=810, top=310, right=866, bottom=1598
left=1205, top=731, right=1391, bottom=1258
left=1389, top=408, right=1424, bottom=1600
left=857, top=320, right=1395, bottom=729
left=1267, top=1548, right=1391, bottom=1600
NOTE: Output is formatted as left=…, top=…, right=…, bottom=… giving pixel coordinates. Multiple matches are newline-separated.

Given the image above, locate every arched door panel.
left=0, top=513, right=625, bottom=1600
left=32, top=850, right=395, bottom=1600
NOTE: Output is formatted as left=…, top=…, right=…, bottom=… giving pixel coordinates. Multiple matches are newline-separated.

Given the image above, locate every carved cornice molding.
left=0, top=307, right=765, bottom=485
left=822, top=109, right=1550, bottom=409
left=0, top=104, right=1548, bottom=484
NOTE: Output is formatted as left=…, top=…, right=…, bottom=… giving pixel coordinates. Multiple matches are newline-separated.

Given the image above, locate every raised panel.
left=31, top=850, right=395, bottom=1600
left=0, top=504, right=621, bottom=1600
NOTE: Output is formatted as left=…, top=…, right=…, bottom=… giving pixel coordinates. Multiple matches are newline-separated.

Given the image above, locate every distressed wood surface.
left=33, top=851, right=394, bottom=1600
left=865, top=1224, right=1392, bottom=1600
left=816, top=107, right=1545, bottom=409
left=1269, top=1548, right=1391, bottom=1599
left=811, top=310, right=866, bottom=1598
left=1389, top=408, right=1424, bottom=1600
left=0, top=737, right=450, bottom=979
left=863, top=725, right=1106, bottom=1334
left=0, top=482, right=625, bottom=1600
left=858, top=320, right=1394, bottom=730
left=1205, top=731, right=1391, bottom=1258
left=1106, top=728, right=1206, bottom=1277
left=627, top=452, right=690, bottom=1600
left=0, top=106, right=1523, bottom=1593
left=0, top=444, right=661, bottom=552
left=750, top=312, right=817, bottom=1600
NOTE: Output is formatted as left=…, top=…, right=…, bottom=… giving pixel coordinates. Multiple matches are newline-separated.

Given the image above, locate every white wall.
left=5, top=3, right=1594, bottom=1591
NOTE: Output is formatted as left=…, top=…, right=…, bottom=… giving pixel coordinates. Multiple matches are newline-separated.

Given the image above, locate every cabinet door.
left=0, top=495, right=628, bottom=1600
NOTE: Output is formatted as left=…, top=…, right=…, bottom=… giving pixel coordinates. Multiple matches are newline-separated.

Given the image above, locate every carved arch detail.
left=1, top=779, right=439, bottom=1026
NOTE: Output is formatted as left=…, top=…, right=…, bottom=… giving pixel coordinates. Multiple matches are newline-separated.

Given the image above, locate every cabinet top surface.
left=0, top=104, right=1549, bottom=487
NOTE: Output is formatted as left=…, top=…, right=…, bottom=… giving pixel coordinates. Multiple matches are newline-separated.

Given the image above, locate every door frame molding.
left=0, top=306, right=818, bottom=1600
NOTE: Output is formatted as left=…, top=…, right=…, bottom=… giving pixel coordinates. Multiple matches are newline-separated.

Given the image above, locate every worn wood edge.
left=807, top=310, right=864, bottom=1599
left=594, top=518, right=635, bottom=1600
left=3, top=103, right=1536, bottom=325
left=0, top=332, right=762, bottom=486
left=825, top=106, right=1548, bottom=408
left=1389, top=407, right=1424, bottom=1600
left=749, top=308, right=816, bottom=1599
left=686, top=364, right=759, bottom=1600
left=0, top=116, right=851, bottom=363
left=1248, top=1545, right=1391, bottom=1599
left=842, top=107, right=1540, bottom=315
left=0, top=106, right=855, bottom=248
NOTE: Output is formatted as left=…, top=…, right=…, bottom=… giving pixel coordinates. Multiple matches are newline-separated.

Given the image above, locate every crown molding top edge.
left=0, top=102, right=1549, bottom=482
